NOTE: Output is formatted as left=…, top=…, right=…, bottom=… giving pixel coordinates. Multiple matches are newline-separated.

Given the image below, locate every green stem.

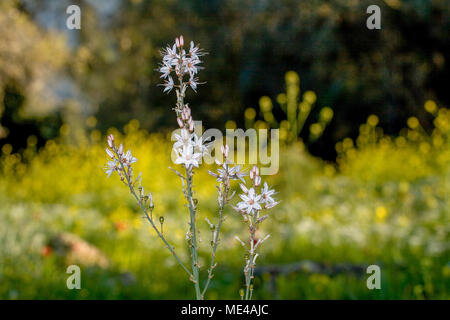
left=244, top=214, right=257, bottom=300
left=201, top=188, right=227, bottom=298
left=186, top=167, right=201, bottom=300
left=119, top=163, right=192, bottom=278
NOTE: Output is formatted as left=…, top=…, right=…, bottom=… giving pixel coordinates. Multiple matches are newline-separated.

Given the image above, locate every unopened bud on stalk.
left=179, top=35, right=184, bottom=47
left=159, top=216, right=164, bottom=224
left=148, top=192, right=154, bottom=209
left=106, top=148, right=115, bottom=159
left=176, top=37, right=180, bottom=48
left=254, top=175, right=261, bottom=187
left=107, top=134, right=115, bottom=148
left=189, top=120, right=194, bottom=132
left=234, top=236, right=246, bottom=247
left=239, top=183, right=248, bottom=194
left=221, top=145, right=229, bottom=158
left=239, top=289, right=245, bottom=298
left=118, top=144, right=124, bottom=155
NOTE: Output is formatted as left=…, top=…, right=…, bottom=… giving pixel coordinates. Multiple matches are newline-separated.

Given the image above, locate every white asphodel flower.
left=260, top=182, right=276, bottom=204
left=184, top=57, right=202, bottom=77
left=122, top=150, right=138, bottom=166
left=231, top=164, right=247, bottom=182
left=209, top=162, right=247, bottom=183
left=188, top=76, right=199, bottom=92
left=162, top=43, right=178, bottom=66
left=174, top=145, right=202, bottom=168
left=188, top=41, right=204, bottom=60
left=159, top=61, right=172, bottom=79
left=173, top=128, right=192, bottom=149
left=162, top=76, right=174, bottom=93
left=193, top=134, right=211, bottom=155
left=236, top=187, right=262, bottom=214
left=104, top=159, right=118, bottom=178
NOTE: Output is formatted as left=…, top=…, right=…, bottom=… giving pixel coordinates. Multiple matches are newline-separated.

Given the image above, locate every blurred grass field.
left=0, top=97, right=449, bottom=299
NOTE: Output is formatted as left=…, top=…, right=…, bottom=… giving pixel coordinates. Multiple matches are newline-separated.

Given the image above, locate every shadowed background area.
left=0, top=0, right=449, bottom=299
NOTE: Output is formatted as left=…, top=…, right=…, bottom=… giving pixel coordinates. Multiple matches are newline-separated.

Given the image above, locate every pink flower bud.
left=118, top=144, right=124, bottom=155
left=189, top=120, right=194, bottom=132
left=179, top=35, right=184, bottom=47
left=239, top=183, right=249, bottom=194
left=105, top=148, right=115, bottom=159
left=175, top=37, right=180, bottom=48
left=249, top=170, right=254, bottom=180
left=221, top=145, right=229, bottom=158
left=107, top=134, right=114, bottom=148
left=177, top=117, right=184, bottom=128
left=254, top=175, right=261, bottom=187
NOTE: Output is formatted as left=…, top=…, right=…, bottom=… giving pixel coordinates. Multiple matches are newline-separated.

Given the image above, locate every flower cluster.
left=159, top=35, right=205, bottom=93
left=208, top=145, right=247, bottom=186
left=104, top=134, right=138, bottom=180
left=172, top=125, right=209, bottom=169
left=234, top=166, right=278, bottom=215
left=172, top=105, right=210, bottom=169
left=232, top=165, right=278, bottom=300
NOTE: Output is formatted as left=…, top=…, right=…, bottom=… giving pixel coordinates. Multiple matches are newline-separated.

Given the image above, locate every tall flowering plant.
left=103, top=36, right=279, bottom=300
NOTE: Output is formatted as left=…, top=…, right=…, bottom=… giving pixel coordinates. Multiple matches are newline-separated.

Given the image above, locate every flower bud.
left=221, top=145, right=229, bottom=158
left=148, top=192, right=154, bottom=209
left=159, top=216, right=165, bottom=224
left=118, top=144, right=124, bottom=155
left=239, top=183, right=248, bottom=194
left=179, top=35, right=184, bottom=47
left=106, top=148, right=115, bottom=159
left=175, top=37, right=180, bottom=48
left=107, top=134, right=115, bottom=148
left=189, top=120, right=194, bottom=132
left=254, top=175, right=261, bottom=187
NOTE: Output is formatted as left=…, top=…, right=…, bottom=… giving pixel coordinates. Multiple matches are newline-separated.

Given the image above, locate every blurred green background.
left=0, top=0, right=449, bottom=299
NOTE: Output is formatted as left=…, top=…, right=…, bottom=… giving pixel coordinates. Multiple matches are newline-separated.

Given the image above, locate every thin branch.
left=118, top=159, right=192, bottom=278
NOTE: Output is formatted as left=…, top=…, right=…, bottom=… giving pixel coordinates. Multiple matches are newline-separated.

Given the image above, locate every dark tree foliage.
left=3, top=0, right=450, bottom=159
